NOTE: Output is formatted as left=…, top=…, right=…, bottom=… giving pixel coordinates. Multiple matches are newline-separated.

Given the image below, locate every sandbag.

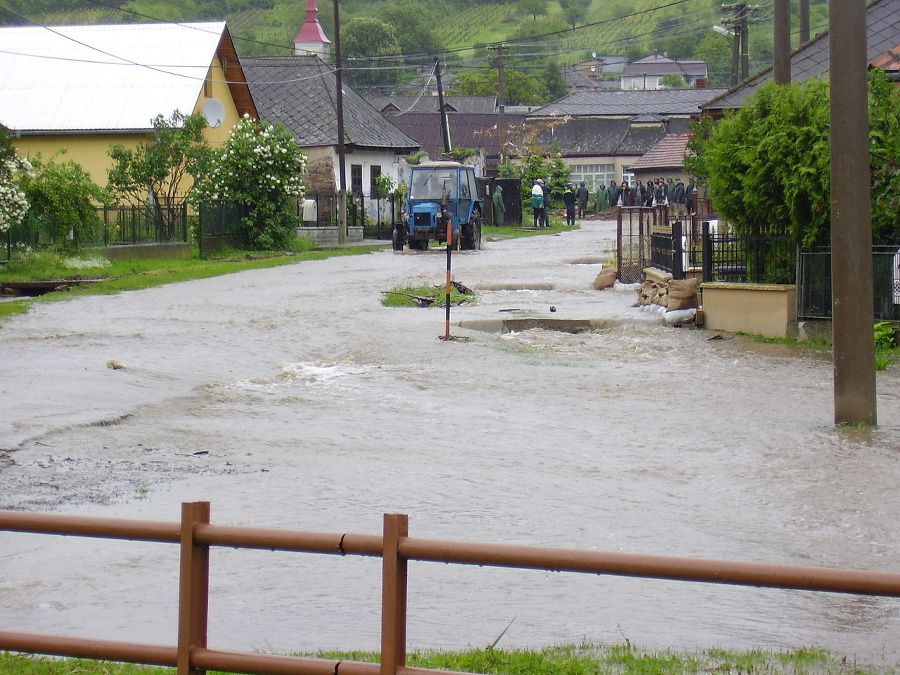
left=665, top=308, right=696, bottom=326
left=593, top=266, right=617, bottom=290
left=666, top=278, right=699, bottom=311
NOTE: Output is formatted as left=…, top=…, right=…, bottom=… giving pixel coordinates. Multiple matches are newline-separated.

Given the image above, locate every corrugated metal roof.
left=0, top=22, right=226, bottom=133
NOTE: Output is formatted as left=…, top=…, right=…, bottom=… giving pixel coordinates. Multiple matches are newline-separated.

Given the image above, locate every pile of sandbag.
left=632, top=277, right=699, bottom=326
left=593, top=266, right=618, bottom=290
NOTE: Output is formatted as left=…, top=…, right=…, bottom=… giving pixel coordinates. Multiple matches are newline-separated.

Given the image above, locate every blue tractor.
left=393, top=161, right=483, bottom=251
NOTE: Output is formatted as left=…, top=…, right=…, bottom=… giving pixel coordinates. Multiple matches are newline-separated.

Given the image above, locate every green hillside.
left=7, top=0, right=830, bottom=93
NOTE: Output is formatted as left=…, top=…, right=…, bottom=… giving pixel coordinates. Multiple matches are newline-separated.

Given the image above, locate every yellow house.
left=0, top=21, right=257, bottom=189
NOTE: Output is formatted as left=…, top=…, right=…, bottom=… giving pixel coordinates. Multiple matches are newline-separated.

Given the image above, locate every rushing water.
left=1, top=219, right=899, bottom=664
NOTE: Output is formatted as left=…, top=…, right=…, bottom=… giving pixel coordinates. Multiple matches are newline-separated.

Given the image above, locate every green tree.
left=18, top=153, right=112, bottom=248
left=0, top=124, right=31, bottom=235
left=557, top=0, right=590, bottom=29
left=660, top=73, right=686, bottom=89
left=194, top=115, right=307, bottom=250
left=107, top=111, right=212, bottom=237
left=378, top=2, right=440, bottom=57
left=452, top=66, right=544, bottom=106
left=341, top=17, right=404, bottom=87
left=519, top=0, right=549, bottom=20
left=686, top=72, right=900, bottom=246
left=692, top=33, right=732, bottom=87
left=687, top=80, right=831, bottom=245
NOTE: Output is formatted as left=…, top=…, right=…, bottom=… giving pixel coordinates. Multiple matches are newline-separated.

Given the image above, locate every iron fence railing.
left=5, top=205, right=189, bottom=259
left=798, top=246, right=900, bottom=321
left=1, top=503, right=900, bottom=675
left=700, top=225, right=795, bottom=285
left=92, top=204, right=189, bottom=246
left=298, top=192, right=403, bottom=241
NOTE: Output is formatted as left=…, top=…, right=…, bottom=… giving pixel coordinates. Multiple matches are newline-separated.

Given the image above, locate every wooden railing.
left=2, top=502, right=900, bottom=675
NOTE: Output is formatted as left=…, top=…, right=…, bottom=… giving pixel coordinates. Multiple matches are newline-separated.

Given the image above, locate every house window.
left=370, top=165, right=382, bottom=197
left=351, top=164, right=363, bottom=196
left=569, top=164, right=615, bottom=189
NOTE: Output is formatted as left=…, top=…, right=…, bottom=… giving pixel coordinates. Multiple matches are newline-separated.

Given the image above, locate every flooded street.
left=1, top=218, right=899, bottom=664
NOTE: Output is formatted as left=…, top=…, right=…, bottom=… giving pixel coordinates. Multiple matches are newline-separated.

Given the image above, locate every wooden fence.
left=2, top=502, right=900, bottom=675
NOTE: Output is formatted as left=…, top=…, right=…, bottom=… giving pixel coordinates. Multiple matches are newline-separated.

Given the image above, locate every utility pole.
left=434, top=58, right=451, bottom=155
left=773, top=0, right=790, bottom=84
left=493, top=44, right=507, bottom=164
left=830, top=0, right=877, bottom=424
left=721, top=4, right=759, bottom=84
left=333, top=0, right=347, bottom=244
left=799, top=0, right=810, bottom=43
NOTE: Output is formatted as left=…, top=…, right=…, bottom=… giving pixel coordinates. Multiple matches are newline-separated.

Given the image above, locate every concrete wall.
left=86, top=243, right=192, bottom=261
left=700, top=282, right=797, bottom=338
left=297, top=226, right=364, bottom=246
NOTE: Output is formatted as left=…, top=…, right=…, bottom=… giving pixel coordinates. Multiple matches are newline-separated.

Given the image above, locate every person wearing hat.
left=530, top=179, right=545, bottom=228
left=562, top=181, right=577, bottom=226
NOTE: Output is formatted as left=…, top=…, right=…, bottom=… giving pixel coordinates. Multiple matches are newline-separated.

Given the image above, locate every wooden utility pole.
left=773, top=0, right=790, bottom=84
left=494, top=44, right=506, bottom=164
left=722, top=4, right=759, bottom=84
left=435, top=58, right=451, bottom=155
left=799, top=0, right=810, bottom=43
left=830, top=0, right=877, bottom=425
left=333, top=0, right=347, bottom=244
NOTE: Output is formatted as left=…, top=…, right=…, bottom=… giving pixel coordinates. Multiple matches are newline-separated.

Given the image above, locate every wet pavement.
left=1, top=218, right=899, bottom=664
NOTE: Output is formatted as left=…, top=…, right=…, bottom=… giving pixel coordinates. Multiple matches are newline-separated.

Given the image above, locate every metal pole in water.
left=444, top=211, right=452, bottom=340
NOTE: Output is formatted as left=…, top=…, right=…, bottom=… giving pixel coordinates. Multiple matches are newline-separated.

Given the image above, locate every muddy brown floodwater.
left=1, top=218, right=899, bottom=665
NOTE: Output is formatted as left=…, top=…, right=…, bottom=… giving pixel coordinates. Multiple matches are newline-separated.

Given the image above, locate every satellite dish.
left=201, top=99, right=225, bottom=128
left=592, top=52, right=597, bottom=58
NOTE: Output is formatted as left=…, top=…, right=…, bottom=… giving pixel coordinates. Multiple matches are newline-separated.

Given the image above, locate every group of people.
left=530, top=179, right=593, bottom=227
left=530, top=176, right=699, bottom=226
left=594, top=177, right=698, bottom=216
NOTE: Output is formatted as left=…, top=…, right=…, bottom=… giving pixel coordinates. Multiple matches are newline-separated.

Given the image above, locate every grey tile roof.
left=529, top=88, right=729, bottom=118
left=622, top=54, right=708, bottom=78
left=385, top=112, right=525, bottom=159
left=241, top=55, right=419, bottom=151
left=704, top=0, right=900, bottom=110
left=532, top=117, right=668, bottom=156
left=370, top=95, right=497, bottom=114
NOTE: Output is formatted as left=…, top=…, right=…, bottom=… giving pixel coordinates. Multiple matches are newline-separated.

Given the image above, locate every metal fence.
left=622, top=208, right=796, bottom=285
left=798, top=246, right=900, bottom=321
left=92, top=204, right=189, bottom=246
left=4, top=204, right=189, bottom=259
left=3, top=502, right=899, bottom=675
left=298, top=192, right=402, bottom=240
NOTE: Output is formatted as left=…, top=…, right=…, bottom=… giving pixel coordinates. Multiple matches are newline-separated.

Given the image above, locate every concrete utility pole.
left=829, top=0, right=877, bottom=424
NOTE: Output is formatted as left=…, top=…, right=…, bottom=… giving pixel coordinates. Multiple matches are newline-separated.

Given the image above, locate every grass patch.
left=482, top=217, right=577, bottom=242
left=381, top=281, right=477, bottom=307
left=1, top=644, right=890, bottom=675
left=0, top=242, right=381, bottom=320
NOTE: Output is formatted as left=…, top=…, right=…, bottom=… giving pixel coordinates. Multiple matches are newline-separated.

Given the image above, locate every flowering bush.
left=0, top=126, right=32, bottom=234
left=196, top=115, right=307, bottom=250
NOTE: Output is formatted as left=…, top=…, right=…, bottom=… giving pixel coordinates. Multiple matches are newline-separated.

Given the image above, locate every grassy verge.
left=0, top=242, right=383, bottom=322
left=483, top=216, right=577, bottom=242
left=0, top=644, right=889, bottom=675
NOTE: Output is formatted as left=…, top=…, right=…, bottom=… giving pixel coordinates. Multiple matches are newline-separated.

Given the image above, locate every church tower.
left=293, top=0, right=331, bottom=57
